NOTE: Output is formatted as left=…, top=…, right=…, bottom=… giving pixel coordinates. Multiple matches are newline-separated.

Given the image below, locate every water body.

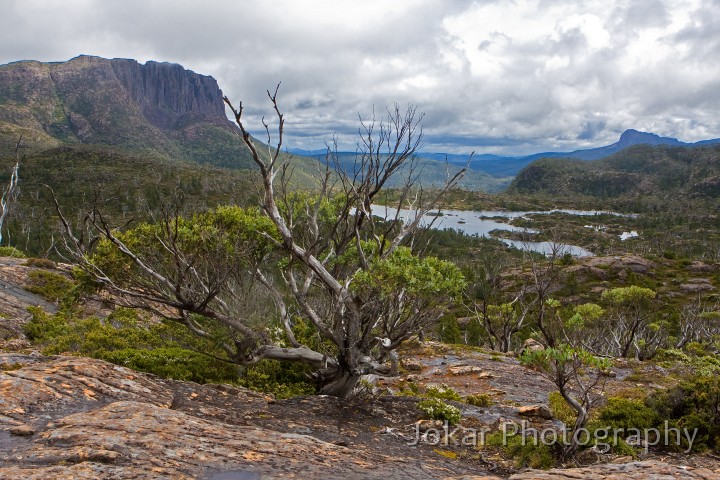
left=369, top=205, right=619, bottom=257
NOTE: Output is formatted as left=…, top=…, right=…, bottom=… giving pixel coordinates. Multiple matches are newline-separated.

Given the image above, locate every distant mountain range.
left=292, top=129, right=720, bottom=179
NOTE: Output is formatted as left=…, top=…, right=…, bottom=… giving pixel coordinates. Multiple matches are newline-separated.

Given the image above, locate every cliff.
left=0, top=56, right=243, bottom=166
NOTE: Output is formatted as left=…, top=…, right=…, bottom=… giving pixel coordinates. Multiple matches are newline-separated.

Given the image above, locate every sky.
left=1, top=0, right=719, bottom=156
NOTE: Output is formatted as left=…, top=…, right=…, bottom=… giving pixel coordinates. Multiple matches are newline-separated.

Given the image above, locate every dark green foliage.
left=24, top=270, right=75, bottom=303
left=595, top=397, right=658, bottom=432
left=23, top=307, right=240, bottom=384
left=237, top=360, right=315, bottom=399
left=0, top=246, right=25, bottom=257
left=101, top=348, right=239, bottom=384
left=438, top=315, right=463, bottom=344
left=509, top=144, right=720, bottom=200
left=3, top=145, right=262, bottom=257
left=648, top=374, right=720, bottom=452
left=484, top=431, right=555, bottom=469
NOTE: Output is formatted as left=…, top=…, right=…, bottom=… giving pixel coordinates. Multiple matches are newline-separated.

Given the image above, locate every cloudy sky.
left=2, top=0, right=719, bottom=155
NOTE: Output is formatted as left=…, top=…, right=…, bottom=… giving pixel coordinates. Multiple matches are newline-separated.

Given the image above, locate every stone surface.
left=509, top=460, right=720, bottom=479
left=448, top=364, right=484, bottom=375
left=517, top=404, right=553, bottom=420
left=0, top=352, right=718, bottom=479
left=0, top=354, right=489, bottom=479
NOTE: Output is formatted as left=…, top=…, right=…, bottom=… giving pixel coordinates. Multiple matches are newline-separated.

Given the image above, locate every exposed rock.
left=680, top=281, right=715, bottom=293
left=0, top=354, right=493, bottom=479
left=517, top=404, right=553, bottom=420
left=584, top=255, right=655, bottom=274
left=402, top=358, right=424, bottom=372
left=687, top=261, right=717, bottom=273
left=522, top=338, right=544, bottom=353
left=448, top=364, right=484, bottom=375
left=0, top=257, right=60, bottom=338
left=509, top=460, right=719, bottom=479
left=9, top=424, right=34, bottom=436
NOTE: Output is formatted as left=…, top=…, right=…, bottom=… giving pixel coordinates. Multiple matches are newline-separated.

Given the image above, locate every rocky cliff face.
left=110, top=57, right=226, bottom=129
left=0, top=56, right=242, bottom=165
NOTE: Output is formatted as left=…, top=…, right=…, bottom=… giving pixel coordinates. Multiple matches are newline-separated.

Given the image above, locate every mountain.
left=0, top=56, right=321, bottom=255
left=0, top=55, right=267, bottom=169
left=419, top=129, right=720, bottom=178
left=507, top=143, right=720, bottom=199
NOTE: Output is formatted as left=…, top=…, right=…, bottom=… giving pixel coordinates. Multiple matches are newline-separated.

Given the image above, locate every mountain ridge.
left=0, top=55, right=251, bottom=168
left=361, top=129, right=720, bottom=178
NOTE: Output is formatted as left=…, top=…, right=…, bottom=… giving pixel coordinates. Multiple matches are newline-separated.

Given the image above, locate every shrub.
left=99, top=347, right=239, bottom=384
left=23, top=306, right=318, bottom=396
left=0, top=246, right=25, bottom=258
left=23, top=307, right=241, bottom=385
left=648, top=374, right=720, bottom=452
left=24, top=257, right=57, bottom=269
left=425, top=384, right=463, bottom=402
left=548, top=391, right=576, bottom=426
left=237, top=359, right=315, bottom=399
left=417, top=398, right=461, bottom=425
left=24, top=270, right=75, bottom=303
left=485, top=431, right=555, bottom=469
left=595, top=397, right=658, bottom=432
left=465, top=393, right=492, bottom=408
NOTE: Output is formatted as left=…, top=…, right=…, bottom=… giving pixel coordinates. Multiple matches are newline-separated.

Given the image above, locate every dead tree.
left=55, top=88, right=467, bottom=398
left=0, top=137, right=21, bottom=246
left=222, top=87, right=467, bottom=396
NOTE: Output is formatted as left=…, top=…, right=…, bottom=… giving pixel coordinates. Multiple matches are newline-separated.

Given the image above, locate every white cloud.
left=0, top=0, right=718, bottom=154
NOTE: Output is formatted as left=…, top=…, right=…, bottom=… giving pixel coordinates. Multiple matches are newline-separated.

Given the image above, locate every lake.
left=369, top=205, right=627, bottom=257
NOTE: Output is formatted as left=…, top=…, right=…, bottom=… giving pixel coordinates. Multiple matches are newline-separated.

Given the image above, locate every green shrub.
left=648, top=374, right=720, bottom=452
left=689, top=355, right=720, bottom=376
left=548, top=391, right=577, bottom=426
left=417, top=398, right=461, bottom=425
left=23, top=307, right=242, bottom=385
left=99, top=347, right=239, bottom=384
left=24, top=306, right=319, bottom=396
left=485, top=431, right=555, bottom=469
left=237, top=359, right=315, bottom=399
left=595, top=397, right=658, bottom=432
left=425, top=384, right=463, bottom=402
left=24, top=270, right=75, bottom=303
left=0, top=246, right=25, bottom=258
left=465, top=393, right=492, bottom=408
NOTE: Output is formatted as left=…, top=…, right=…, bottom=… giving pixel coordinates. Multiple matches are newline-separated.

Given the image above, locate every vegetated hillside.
left=0, top=55, right=256, bottom=166
left=507, top=143, right=720, bottom=199
left=0, top=145, right=262, bottom=255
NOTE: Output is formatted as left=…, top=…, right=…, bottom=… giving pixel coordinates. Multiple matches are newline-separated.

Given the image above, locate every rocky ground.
left=0, top=256, right=719, bottom=479
left=2, top=353, right=719, bottom=479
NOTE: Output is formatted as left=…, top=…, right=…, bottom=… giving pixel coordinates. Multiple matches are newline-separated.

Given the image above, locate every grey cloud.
left=0, top=0, right=718, bottom=153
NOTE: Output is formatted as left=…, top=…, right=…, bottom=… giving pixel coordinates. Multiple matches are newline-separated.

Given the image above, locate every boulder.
left=448, top=365, right=484, bottom=375
left=523, top=338, right=545, bottom=353
left=517, top=404, right=553, bottom=420
left=402, top=358, right=424, bottom=372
